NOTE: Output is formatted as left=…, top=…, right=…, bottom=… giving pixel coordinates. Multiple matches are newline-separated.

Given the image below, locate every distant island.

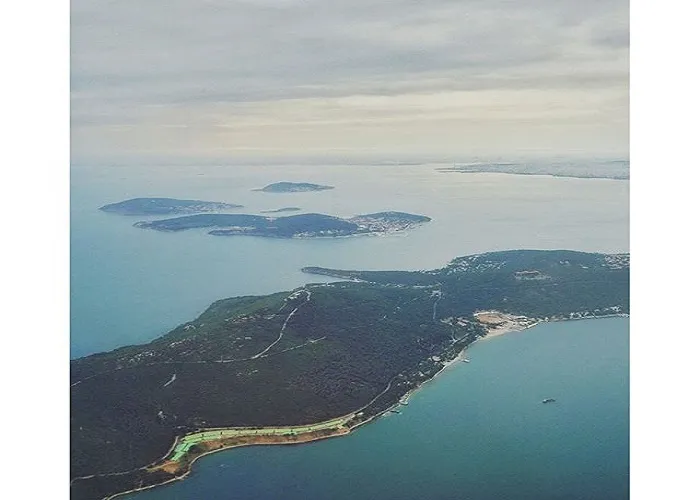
left=70, top=250, right=629, bottom=500
left=260, top=207, right=302, bottom=214
left=100, top=198, right=243, bottom=216
left=437, top=159, right=630, bottom=180
left=134, top=211, right=431, bottom=238
left=255, top=182, right=334, bottom=193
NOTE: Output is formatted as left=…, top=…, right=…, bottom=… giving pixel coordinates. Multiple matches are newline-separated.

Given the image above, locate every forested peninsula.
left=70, top=249, right=629, bottom=500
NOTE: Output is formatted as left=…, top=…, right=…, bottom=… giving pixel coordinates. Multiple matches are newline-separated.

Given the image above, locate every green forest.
left=71, top=249, right=629, bottom=499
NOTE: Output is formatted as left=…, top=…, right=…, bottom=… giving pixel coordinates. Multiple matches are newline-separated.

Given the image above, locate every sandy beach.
left=472, top=310, right=541, bottom=341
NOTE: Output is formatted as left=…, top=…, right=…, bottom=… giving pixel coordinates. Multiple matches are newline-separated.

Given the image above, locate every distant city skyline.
left=71, top=0, right=628, bottom=165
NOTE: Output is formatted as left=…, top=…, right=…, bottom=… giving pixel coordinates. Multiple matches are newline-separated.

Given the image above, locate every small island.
left=437, top=160, right=630, bottom=180
left=260, top=207, right=302, bottom=214
left=133, top=211, right=431, bottom=238
left=70, top=250, right=629, bottom=500
left=254, top=182, right=334, bottom=193
left=100, top=198, right=243, bottom=216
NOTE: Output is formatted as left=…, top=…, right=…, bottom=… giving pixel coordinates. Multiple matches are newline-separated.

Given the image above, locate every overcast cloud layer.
left=71, top=0, right=629, bottom=165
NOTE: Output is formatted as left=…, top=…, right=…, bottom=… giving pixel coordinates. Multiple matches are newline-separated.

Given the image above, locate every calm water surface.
left=72, top=164, right=629, bottom=499
left=127, top=318, right=629, bottom=500
left=71, top=164, right=628, bottom=357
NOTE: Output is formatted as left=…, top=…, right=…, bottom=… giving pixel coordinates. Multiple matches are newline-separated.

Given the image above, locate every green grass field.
left=169, top=415, right=353, bottom=461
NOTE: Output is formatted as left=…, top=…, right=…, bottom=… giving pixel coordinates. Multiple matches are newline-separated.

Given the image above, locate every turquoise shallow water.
left=127, top=317, right=629, bottom=500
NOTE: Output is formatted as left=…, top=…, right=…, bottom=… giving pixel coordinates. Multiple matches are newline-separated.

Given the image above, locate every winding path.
left=432, top=288, right=443, bottom=322
left=251, top=289, right=311, bottom=359
left=71, top=289, right=316, bottom=388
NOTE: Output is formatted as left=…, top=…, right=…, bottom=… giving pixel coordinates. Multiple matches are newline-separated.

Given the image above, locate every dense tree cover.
left=133, top=211, right=430, bottom=237
left=99, top=198, right=242, bottom=215
left=256, top=182, right=334, bottom=192
left=71, top=250, right=628, bottom=499
left=305, top=250, right=630, bottom=318
left=71, top=285, right=459, bottom=478
left=71, top=468, right=177, bottom=500
left=70, top=292, right=292, bottom=384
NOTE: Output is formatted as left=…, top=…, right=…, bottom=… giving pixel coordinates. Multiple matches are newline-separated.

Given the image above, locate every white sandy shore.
left=101, top=312, right=628, bottom=499
left=474, top=311, right=629, bottom=343
left=477, top=321, right=541, bottom=341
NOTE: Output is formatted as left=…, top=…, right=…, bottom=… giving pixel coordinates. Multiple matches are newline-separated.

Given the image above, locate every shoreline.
left=436, top=169, right=629, bottom=182
left=79, top=313, right=627, bottom=500
left=92, top=344, right=471, bottom=499
left=474, top=311, right=629, bottom=343
left=107, top=428, right=353, bottom=500
left=387, top=345, right=470, bottom=409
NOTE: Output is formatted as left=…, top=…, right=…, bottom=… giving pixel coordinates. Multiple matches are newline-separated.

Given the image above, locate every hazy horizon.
left=71, top=0, right=628, bottom=166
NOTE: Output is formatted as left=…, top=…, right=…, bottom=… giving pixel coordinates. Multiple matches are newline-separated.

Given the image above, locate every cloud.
left=71, top=0, right=629, bottom=164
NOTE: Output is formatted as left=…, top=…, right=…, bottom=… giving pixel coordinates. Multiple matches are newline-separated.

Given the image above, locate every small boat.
left=462, top=359, right=470, bottom=363
left=541, top=398, right=556, bottom=404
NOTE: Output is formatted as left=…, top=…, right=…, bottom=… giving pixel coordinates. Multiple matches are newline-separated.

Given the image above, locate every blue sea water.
left=70, top=163, right=628, bottom=358
left=126, top=317, right=629, bottom=500
left=71, top=163, right=629, bottom=499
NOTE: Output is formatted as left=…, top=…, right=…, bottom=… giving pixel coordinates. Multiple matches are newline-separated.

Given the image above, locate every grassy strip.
left=170, top=415, right=353, bottom=461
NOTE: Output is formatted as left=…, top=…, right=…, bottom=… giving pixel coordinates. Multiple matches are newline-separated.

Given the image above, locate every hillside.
left=133, top=211, right=431, bottom=237
left=70, top=249, right=629, bottom=499
left=100, top=198, right=243, bottom=216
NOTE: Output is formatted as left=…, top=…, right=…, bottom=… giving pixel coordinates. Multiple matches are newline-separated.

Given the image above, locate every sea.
left=71, top=162, right=629, bottom=499
left=126, top=317, right=629, bottom=500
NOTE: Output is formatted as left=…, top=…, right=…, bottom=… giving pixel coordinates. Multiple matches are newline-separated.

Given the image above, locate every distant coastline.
left=260, top=207, right=302, bottom=214
left=437, top=161, right=629, bottom=180
left=254, top=182, right=334, bottom=193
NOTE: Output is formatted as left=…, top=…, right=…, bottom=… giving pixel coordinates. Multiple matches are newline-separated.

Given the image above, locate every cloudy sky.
left=71, top=0, right=628, bottom=165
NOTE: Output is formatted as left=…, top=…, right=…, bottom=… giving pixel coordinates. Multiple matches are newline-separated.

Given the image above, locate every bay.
left=127, top=317, right=629, bottom=500
left=71, top=163, right=629, bottom=499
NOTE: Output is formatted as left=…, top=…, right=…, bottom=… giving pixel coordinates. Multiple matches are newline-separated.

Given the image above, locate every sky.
left=71, top=0, right=629, bottom=165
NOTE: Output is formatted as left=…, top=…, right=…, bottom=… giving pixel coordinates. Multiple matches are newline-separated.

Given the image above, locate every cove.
left=127, top=317, right=629, bottom=500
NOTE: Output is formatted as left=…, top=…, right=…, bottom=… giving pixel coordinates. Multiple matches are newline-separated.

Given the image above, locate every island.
left=133, top=211, right=432, bottom=238
left=254, top=182, right=334, bottom=193
left=100, top=198, right=243, bottom=216
left=437, top=160, right=630, bottom=180
left=260, top=207, right=302, bottom=214
left=70, top=250, right=629, bottom=500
